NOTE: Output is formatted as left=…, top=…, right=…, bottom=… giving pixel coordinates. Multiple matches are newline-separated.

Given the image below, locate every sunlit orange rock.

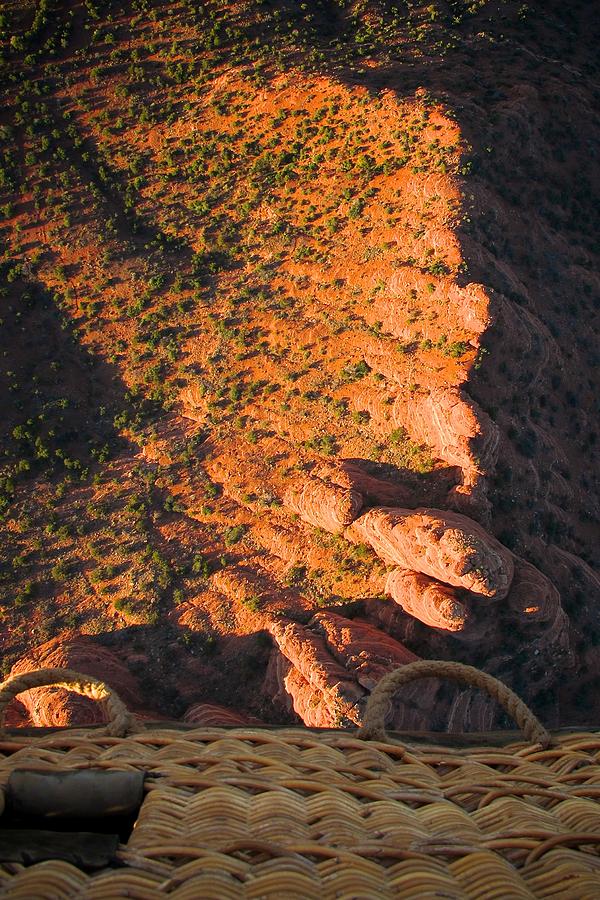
left=385, top=568, right=469, bottom=632
left=266, top=613, right=449, bottom=731
left=284, top=475, right=363, bottom=534
left=310, top=610, right=418, bottom=690
left=347, top=507, right=514, bottom=598
left=392, top=386, right=499, bottom=477
left=266, top=618, right=364, bottom=724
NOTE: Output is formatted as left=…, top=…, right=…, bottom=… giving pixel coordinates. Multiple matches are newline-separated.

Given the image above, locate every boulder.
left=180, top=382, right=206, bottom=422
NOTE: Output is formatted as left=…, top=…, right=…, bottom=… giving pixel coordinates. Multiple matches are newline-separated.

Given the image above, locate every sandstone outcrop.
left=381, top=275, right=491, bottom=341
left=264, top=654, right=343, bottom=728
left=180, top=382, right=206, bottom=423
left=184, top=703, right=262, bottom=727
left=252, top=522, right=304, bottom=566
left=503, top=558, right=570, bottom=655
left=310, top=610, right=418, bottom=690
left=385, top=569, right=468, bottom=632
left=392, top=386, right=499, bottom=477
left=267, top=618, right=364, bottom=724
left=284, top=475, right=363, bottom=534
left=266, top=613, right=462, bottom=732
left=9, top=635, right=150, bottom=728
left=348, top=386, right=395, bottom=435
left=506, top=558, right=562, bottom=627
left=446, top=688, right=499, bottom=734
left=347, top=507, right=514, bottom=598
left=309, top=612, right=492, bottom=731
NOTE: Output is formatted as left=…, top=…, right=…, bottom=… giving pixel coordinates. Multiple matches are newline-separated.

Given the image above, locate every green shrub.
left=224, top=525, right=247, bottom=546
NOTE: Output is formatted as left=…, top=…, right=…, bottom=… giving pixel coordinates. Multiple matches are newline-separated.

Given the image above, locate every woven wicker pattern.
left=2, top=725, right=600, bottom=897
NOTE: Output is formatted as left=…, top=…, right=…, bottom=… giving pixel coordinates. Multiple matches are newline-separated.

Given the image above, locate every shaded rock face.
left=184, top=703, right=262, bottom=727
left=502, top=558, right=571, bottom=673
left=9, top=635, right=149, bottom=728
left=313, top=459, right=415, bottom=508
left=284, top=475, right=363, bottom=534
left=348, top=507, right=514, bottom=599
left=446, top=689, right=497, bottom=735
left=507, top=558, right=563, bottom=629
left=385, top=569, right=468, bottom=633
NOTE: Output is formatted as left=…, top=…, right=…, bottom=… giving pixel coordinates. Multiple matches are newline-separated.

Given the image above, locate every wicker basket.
left=1, top=661, right=600, bottom=898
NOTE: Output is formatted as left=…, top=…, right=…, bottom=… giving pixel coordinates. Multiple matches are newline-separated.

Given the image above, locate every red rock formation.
left=446, top=688, right=499, bottom=734
left=263, top=641, right=348, bottom=728
left=284, top=475, right=363, bottom=533
left=385, top=569, right=468, bottom=633
left=379, top=275, right=491, bottom=342
left=501, top=558, right=570, bottom=662
left=309, top=612, right=445, bottom=731
left=391, top=385, right=499, bottom=517
left=266, top=613, right=459, bottom=732
left=392, top=386, right=499, bottom=477
left=252, top=521, right=303, bottom=566
left=505, top=558, right=562, bottom=627
left=184, top=703, right=262, bottom=727
left=9, top=634, right=151, bottom=728
left=348, top=386, right=395, bottom=435
left=347, top=507, right=514, bottom=599
left=179, top=382, right=206, bottom=423
left=310, top=610, right=418, bottom=690
left=267, top=618, right=364, bottom=724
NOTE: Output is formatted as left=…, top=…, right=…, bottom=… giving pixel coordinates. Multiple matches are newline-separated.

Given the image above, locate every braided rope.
left=0, top=667, right=138, bottom=737
left=359, top=660, right=552, bottom=748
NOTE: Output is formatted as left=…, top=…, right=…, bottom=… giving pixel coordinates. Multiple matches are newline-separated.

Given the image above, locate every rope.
left=0, top=667, right=138, bottom=737
left=358, top=660, right=552, bottom=748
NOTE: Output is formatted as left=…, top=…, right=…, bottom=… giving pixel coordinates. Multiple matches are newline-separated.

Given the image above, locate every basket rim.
left=1, top=721, right=598, bottom=746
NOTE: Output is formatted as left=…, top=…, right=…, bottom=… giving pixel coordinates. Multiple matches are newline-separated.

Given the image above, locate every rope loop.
left=0, top=667, right=138, bottom=737
left=358, top=660, right=552, bottom=748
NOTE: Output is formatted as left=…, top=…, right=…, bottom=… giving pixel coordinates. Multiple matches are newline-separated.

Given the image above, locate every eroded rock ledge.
left=264, top=611, right=499, bottom=733
left=284, top=475, right=363, bottom=534
left=385, top=569, right=468, bottom=633
left=392, top=386, right=499, bottom=502
left=347, top=507, right=514, bottom=599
